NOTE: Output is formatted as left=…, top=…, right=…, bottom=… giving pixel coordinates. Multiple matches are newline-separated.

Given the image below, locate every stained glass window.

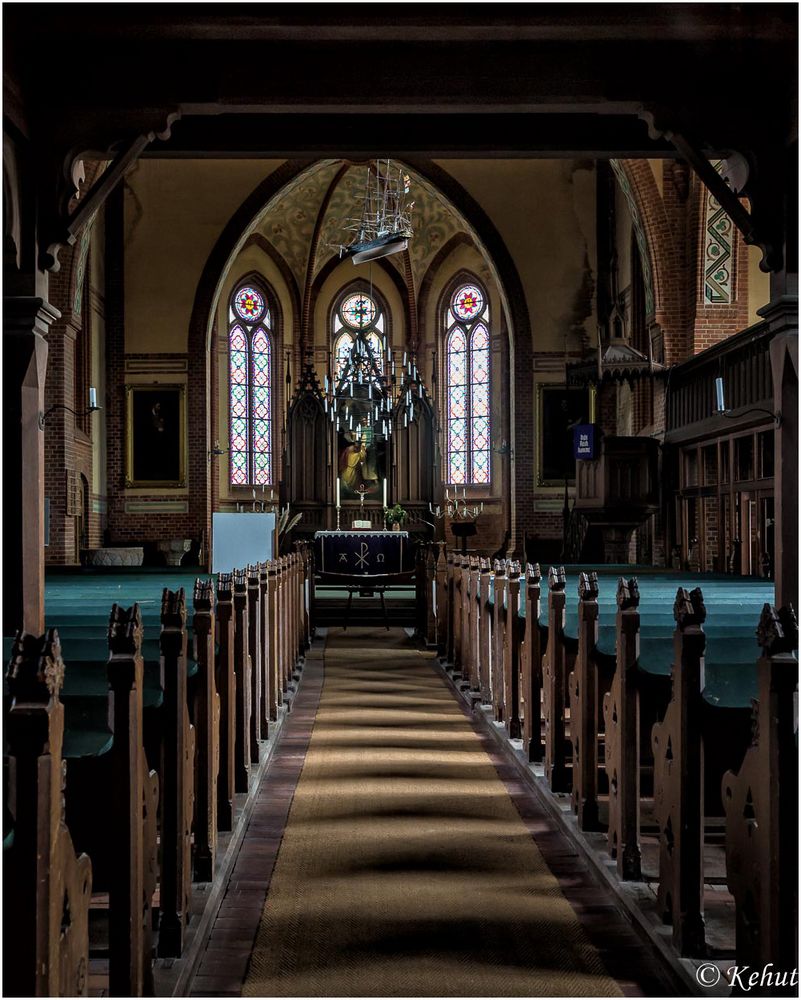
left=333, top=288, right=385, bottom=383
left=229, top=282, right=273, bottom=486
left=341, top=292, right=377, bottom=330
left=446, top=281, right=491, bottom=485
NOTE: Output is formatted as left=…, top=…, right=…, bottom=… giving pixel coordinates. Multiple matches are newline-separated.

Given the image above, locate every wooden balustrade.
left=722, top=604, right=798, bottom=974
left=4, top=630, right=92, bottom=998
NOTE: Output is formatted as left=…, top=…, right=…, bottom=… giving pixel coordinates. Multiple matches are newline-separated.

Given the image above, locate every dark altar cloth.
left=314, top=530, right=413, bottom=579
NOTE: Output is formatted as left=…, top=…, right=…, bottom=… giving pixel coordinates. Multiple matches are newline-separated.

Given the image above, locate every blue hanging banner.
left=573, top=424, right=597, bottom=460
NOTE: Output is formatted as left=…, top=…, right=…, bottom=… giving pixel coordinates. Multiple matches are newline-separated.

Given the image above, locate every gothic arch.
left=188, top=156, right=533, bottom=547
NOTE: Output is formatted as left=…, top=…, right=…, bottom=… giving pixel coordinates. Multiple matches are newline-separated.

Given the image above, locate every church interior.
left=3, top=6, right=798, bottom=998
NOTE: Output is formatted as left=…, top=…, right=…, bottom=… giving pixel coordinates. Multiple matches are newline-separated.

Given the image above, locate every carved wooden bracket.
left=639, top=107, right=787, bottom=273
left=38, top=111, right=180, bottom=272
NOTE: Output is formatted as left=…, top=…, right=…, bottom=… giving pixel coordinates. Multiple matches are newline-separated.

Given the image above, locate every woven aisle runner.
left=244, top=628, right=621, bottom=997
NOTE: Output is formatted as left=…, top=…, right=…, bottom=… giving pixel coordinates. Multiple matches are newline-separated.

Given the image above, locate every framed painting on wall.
left=125, top=383, right=187, bottom=488
left=536, top=383, right=595, bottom=487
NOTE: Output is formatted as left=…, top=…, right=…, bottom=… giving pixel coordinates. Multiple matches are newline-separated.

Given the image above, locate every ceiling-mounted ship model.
left=334, top=160, right=414, bottom=264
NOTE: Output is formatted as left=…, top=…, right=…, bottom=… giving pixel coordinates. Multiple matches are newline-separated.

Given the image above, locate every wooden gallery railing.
left=433, top=550, right=798, bottom=974
left=3, top=547, right=311, bottom=997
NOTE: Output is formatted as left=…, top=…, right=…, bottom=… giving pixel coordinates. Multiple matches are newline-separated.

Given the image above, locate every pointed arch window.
left=332, top=288, right=386, bottom=382
left=229, top=282, right=274, bottom=486
left=445, top=281, right=491, bottom=485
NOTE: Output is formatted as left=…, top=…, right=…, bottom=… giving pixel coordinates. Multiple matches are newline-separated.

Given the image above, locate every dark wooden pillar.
left=3, top=296, right=58, bottom=634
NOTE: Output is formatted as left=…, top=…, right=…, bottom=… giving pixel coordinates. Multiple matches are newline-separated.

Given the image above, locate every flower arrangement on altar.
left=384, top=503, right=408, bottom=530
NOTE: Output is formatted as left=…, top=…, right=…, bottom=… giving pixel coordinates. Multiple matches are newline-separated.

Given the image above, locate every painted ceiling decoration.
left=248, top=161, right=474, bottom=294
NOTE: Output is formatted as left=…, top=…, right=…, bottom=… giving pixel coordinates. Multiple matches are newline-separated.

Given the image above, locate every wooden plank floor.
left=187, top=630, right=677, bottom=997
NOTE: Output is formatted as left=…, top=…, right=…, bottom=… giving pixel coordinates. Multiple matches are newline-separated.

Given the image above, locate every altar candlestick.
left=336, top=477, right=341, bottom=509
left=383, top=478, right=387, bottom=508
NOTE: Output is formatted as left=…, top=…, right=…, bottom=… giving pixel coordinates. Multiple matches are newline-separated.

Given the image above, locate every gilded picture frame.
left=125, top=383, right=187, bottom=488
left=536, top=383, right=596, bottom=487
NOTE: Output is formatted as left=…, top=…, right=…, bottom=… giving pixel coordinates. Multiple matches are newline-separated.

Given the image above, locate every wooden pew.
left=107, top=604, right=160, bottom=996
left=424, top=543, right=438, bottom=648
left=459, top=556, right=471, bottom=684
left=651, top=586, right=707, bottom=957
left=491, top=560, right=506, bottom=723
left=266, top=560, right=281, bottom=719
left=232, top=569, right=251, bottom=792
left=445, top=551, right=457, bottom=667
left=467, top=555, right=482, bottom=692
left=4, top=630, right=92, bottom=998
left=603, top=577, right=642, bottom=880
left=568, top=571, right=601, bottom=830
left=520, top=563, right=543, bottom=763
left=722, top=604, right=798, bottom=974
left=434, top=543, right=448, bottom=659
left=477, top=559, right=492, bottom=704
left=543, top=566, right=569, bottom=791
left=215, top=574, right=236, bottom=831
left=503, top=560, right=523, bottom=740
left=192, top=579, right=220, bottom=881
left=157, top=589, right=195, bottom=958
left=247, top=566, right=262, bottom=759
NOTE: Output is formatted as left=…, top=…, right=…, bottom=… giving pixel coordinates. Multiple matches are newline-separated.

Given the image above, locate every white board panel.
left=212, top=512, right=276, bottom=574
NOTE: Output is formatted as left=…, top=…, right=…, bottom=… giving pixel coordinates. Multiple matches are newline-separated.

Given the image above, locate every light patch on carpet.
left=244, top=628, right=623, bottom=997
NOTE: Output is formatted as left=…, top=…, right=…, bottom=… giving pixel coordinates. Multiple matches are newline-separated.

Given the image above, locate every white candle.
left=383, top=478, right=387, bottom=508
left=88, top=386, right=97, bottom=409
left=336, top=477, right=341, bottom=509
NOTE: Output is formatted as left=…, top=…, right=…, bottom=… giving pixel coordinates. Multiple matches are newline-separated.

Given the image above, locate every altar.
left=314, top=530, right=412, bottom=579
left=313, top=530, right=417, bottom=630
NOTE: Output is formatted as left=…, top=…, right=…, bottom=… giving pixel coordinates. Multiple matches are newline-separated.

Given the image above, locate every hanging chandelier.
left=322, top=323, right=427, bottom=442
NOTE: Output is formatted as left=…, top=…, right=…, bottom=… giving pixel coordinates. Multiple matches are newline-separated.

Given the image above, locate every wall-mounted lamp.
left=493, top=437, right=515, bottom=460
left=208, top=440, right=229, bottom=461
left=714, top=376, right=781, bottom=426
left=39, top=387, right=101, bottom=429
